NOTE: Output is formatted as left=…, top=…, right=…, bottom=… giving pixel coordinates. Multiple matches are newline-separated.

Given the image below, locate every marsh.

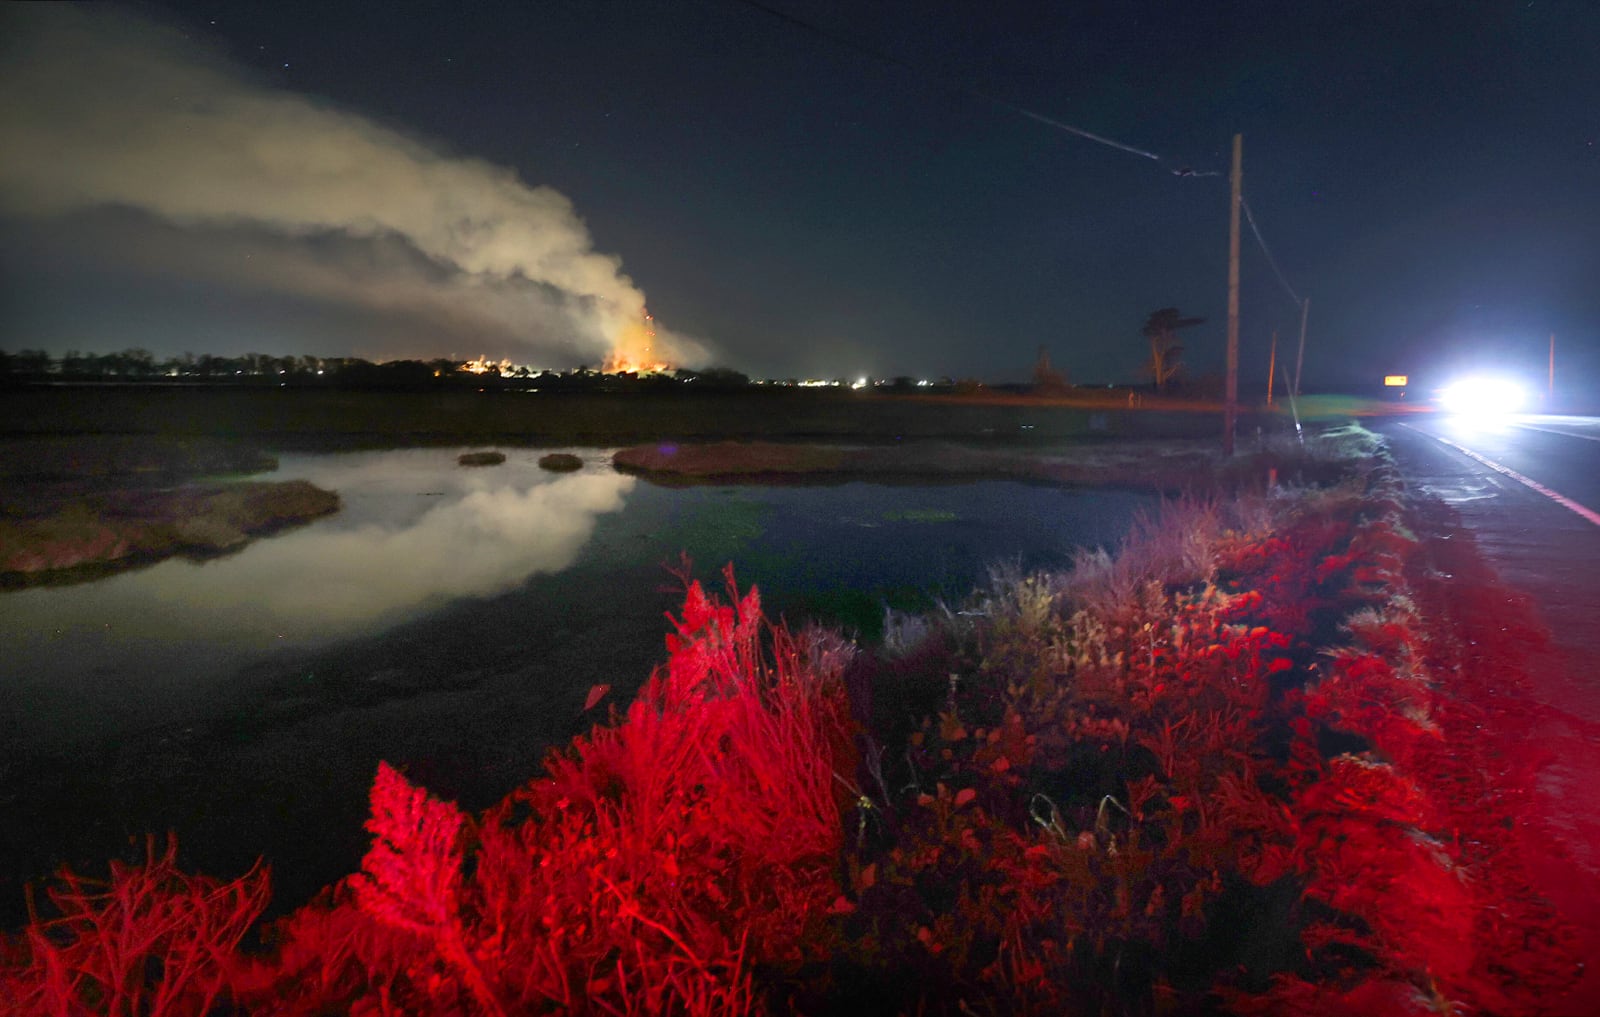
left=0, top=445, right=1154, bottom=920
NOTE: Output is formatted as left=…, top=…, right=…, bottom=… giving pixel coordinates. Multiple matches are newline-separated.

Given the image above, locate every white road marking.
left=1514, top=422, right=1600, bottom=443
left=1402, top=423, right=1600, bottom=528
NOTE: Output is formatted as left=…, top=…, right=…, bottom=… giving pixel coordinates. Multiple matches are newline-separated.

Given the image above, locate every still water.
left=0, top=446, right=1153, bottom=918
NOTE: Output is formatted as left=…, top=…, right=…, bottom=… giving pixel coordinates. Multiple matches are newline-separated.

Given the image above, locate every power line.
left=1240, top=194, right=1303, bottom=308
left=727, top=0, right=1203, bottom=175
left=979, top=94, right=1162, bottom=163
left=729, top=0, right=1303, bottom=304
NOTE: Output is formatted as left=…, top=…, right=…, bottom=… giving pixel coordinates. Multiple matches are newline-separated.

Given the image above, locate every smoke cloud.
left=0, top=4, right=707, bottom=366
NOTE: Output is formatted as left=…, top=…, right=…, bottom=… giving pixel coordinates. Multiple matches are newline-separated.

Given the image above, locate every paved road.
left=1378, top=414, right=1600, bottom=1006
left=1378, top=414, right=1600, bottom=724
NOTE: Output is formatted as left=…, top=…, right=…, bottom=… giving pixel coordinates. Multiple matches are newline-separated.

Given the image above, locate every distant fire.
left=452, top=311, right=673, bottom=377
left=460, top=355, right=513, bottom=375
left=602, top=310, right=674, bottom=375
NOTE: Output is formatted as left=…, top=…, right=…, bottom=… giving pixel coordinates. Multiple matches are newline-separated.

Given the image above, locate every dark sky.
left=2, top=0, right=1597, bottom=391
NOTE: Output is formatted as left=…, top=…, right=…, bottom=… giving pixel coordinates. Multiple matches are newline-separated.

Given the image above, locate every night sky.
left=2, top=0, right=1597, bottom=392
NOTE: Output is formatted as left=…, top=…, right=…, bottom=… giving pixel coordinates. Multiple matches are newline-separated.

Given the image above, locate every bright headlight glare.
left=1438, top=377, right=1526, bottom=414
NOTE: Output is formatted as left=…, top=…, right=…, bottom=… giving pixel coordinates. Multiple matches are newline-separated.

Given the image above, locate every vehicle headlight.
left=1438, top=376, right=1526, bottom=415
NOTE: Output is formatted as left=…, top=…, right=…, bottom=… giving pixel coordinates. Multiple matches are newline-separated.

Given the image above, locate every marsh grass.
left=804, top=423, right=1580, bottom=1012
left=1, top=422, right=1582, bottom=1014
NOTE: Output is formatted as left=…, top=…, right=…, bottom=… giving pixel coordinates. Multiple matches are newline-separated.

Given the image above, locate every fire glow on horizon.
left=0, top=6, right=712, bottom=374
left=455, top=311, right=672, bottom=377
left=602, top=311, right=674, bottom=375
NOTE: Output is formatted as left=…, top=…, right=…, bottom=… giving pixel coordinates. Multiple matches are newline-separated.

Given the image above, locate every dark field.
left=0, top=384, right=1245, bottom=448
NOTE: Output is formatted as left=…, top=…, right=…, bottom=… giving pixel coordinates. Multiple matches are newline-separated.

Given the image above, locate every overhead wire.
left=727, top=0, right=1303, bottom=303
left=977, top=94, right=1163, bottom=163
left=727, top=0, right=1200, bottom=174
left=1240, top=195, right=1304, bottom=308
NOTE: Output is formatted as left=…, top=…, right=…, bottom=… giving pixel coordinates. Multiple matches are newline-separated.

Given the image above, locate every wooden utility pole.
left=1266, top=330, right=1278, bottom=407
left=1549, top=333, right=1556, bottom=405
left=1293, top=297, right=1310, bottom=396
left=1225, top=133, right=1241, bottom=456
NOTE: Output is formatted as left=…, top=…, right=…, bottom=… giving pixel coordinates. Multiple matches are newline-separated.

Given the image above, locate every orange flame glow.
left=602, top=310, right=673, bottom=374
left=460, top=355, right=512, bottom=375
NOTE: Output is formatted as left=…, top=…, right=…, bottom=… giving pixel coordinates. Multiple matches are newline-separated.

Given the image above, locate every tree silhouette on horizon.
left=1141, top=308, right=1205, bottom=394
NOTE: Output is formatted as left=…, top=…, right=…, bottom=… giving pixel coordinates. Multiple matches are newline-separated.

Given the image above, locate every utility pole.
left=1225, top=133, right=1241, bottom=456
left=1549, top=332, right=1556, bottom=406
left=1293, top=297, right=1310, bottom=396
left=1266, top=330, right=1278, bottom=407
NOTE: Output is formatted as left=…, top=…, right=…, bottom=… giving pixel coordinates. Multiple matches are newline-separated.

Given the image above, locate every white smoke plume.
left=0, top=4, right=708, bottom=367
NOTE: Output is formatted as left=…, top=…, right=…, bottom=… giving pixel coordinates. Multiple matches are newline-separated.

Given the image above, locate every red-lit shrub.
left=245, top=565, right=853, bottom=1015
left=813, top=470, right=1579, bottom=1014
left=831, top=565, right=1306, bottom=1012
left=0, top=836, right=267, bottom=1017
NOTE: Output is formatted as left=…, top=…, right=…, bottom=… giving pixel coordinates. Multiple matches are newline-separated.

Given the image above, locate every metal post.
left=1293, top=297, right=1309, bottom=396
left=1225, top=134, right=1241, bottom=456
left=1267, top=329, right=1277, bottom=408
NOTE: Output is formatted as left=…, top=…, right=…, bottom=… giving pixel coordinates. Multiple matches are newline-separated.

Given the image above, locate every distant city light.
left=851, top=376, right=868, bottom=390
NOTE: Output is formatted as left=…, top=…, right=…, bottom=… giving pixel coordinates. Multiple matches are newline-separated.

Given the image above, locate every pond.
left=0, top=446, right=1156, bottom=921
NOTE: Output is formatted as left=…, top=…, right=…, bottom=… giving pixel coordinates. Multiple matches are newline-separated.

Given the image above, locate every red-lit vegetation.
left=232, top=566, right=854, bottom=1016
left=0, top=837, right=267, bottom=1017
left=1, top=430, right=1586, bottom=1014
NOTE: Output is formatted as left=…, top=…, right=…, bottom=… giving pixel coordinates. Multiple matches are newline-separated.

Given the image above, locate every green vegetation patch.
left=882, top=508, right=958, bottom=523
left=786, top=583, right=941, bottom=643
left=654, top=493, right=769, bottom=559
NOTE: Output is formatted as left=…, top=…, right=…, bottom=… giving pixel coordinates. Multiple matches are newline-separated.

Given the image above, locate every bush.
left=244, top=565, right=854, bottom=1015
left=2, top=429, right=1582, bottom=1014
left=0, top=837, right=267, bottom=1017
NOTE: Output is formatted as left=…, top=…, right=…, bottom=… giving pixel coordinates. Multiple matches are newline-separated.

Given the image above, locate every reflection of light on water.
left=0, top=459, right=1156, bottom=756
left=1, top=451, right=636, bottom=660
left=162, top=468, right=636, bottom=639
left=0, top=450, right=636, bottom=753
